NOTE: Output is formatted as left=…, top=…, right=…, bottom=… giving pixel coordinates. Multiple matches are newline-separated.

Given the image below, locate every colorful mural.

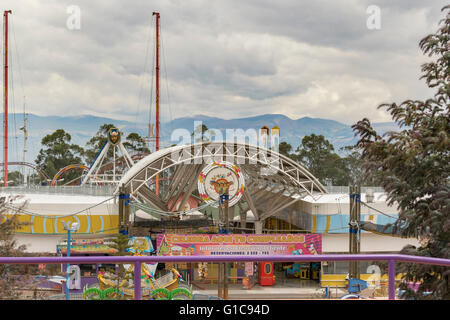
left=57, top=238, right=117, bottom=255
left=5, top=214, right=119, bottom=235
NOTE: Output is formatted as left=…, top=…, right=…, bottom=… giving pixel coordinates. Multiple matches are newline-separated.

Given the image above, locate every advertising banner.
left=57, top=238, right=117, bottom=255
left=156, top=234, right=321, bottom=256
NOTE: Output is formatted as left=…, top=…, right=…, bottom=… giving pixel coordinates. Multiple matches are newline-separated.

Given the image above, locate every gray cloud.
left=2, top=0, right=448, bottom=126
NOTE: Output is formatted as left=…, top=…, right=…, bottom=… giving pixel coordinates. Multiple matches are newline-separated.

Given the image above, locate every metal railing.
left=1, top=185, right=385, bottom=197
left=324, top=186, right=385, bottom=194
left=1, top=254, right=449, bottom=300
left=0, top=185, right=116, bottom=197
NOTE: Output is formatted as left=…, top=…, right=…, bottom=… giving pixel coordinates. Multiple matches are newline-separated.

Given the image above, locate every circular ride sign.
left=197, top=161, right=245, bottom=208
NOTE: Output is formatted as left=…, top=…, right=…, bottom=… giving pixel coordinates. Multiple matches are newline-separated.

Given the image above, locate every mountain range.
left=2, top=113, right=400, bottom=165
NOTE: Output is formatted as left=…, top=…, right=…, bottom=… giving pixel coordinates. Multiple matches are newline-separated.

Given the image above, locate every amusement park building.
left=1, top=141, right=420, bottom=289
left=1, top=187, right=118, bottom=253
left=2, top=187, right=418, bottom=255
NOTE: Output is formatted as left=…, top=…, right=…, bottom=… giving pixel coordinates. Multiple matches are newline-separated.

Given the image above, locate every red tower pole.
left=3, top=10, right=11, bottom=188
left=153, top=12, right=160, bottom=195
left=153, top=11, right=160, bottom=152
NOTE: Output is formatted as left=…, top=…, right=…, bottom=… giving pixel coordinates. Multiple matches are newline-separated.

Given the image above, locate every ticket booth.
left=258, top=262, right=275, bottom=286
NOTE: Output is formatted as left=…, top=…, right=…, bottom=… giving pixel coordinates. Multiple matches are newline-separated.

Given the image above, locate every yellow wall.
left=4, top=214, right=119, bottom=235
left=320, top=273, right=403, bottom=287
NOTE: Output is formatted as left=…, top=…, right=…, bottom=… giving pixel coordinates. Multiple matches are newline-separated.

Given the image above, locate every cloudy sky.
left=2, top=0, right=448, bottom=125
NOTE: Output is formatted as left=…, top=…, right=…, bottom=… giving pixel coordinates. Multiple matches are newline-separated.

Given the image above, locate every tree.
left=85, top=124, right=149, bottom=166
left=352, top=6, right=449, bottom=299
left=295, top=134, right=350, bottom=185
left=0, top=196, right=38, bottom=299
left=340, top=145, right=380, bottom=186
left=278, top=141, right=298, bottom=162
left=191, top=124, right=216, bottom=143
left=84, top=123, right=116, bottom=165
left=7, top=171, right=24, bottom=187
left=35, top=129, right=84, bottom=182
left=123, top=132, right=150, bottom=154
left=107, top=233, right=132, bottom=276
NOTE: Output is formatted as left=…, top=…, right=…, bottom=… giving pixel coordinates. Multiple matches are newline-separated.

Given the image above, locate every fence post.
left=134, top=261, right=142, bottom=300
left=388, top=259, right=396, bottom=300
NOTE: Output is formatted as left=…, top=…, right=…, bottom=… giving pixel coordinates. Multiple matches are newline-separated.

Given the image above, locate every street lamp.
left=62, top=221, right=80, bottom=300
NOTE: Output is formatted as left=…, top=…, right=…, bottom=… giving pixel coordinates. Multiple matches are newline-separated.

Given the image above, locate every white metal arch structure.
left=115, top=141, right=327, bottom=223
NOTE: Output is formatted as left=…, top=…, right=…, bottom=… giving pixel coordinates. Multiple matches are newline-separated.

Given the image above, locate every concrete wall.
left=322, top=233, right=420, bottom=253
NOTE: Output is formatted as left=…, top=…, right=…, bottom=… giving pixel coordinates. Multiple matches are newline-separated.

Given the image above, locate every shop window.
left=79, top=264, right=97, bottom=277
left=98, top=264, right=116, bottom=274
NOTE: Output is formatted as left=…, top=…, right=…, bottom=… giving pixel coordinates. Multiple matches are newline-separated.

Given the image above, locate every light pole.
left=62, top=221, right=80, bottom=300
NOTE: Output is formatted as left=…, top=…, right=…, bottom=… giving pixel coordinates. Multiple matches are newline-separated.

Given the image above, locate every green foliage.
left=278, top=141, right=296, bottom=161
left=192, top=124, right=213, bottom=142
left=339, top=145, right=379, bottom=186
left=123, top=132, right=150, bottom=154
left=293, top=134, right=351, bottom=185
left=84, top=124, right=149, bottom=164
left=108, top=233, right=132, bottom=256
left=278, top=135, right=381, bottom=187
left=83, top=287, right=121, bottom=300
left=84, top=123, right=116, bottom=165
left=107, top=233, right=132, bottom=279
left=0, top=196, right=36, bottom=299
left=150, top=286, right=192, bottom=300
left=351, top=6, right=450, bottom=300
left=7, top=171, right=24, bottom=186
left=35, top=129, right=84, bottom=181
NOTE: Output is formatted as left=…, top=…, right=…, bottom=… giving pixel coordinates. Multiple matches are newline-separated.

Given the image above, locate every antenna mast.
left=152, top=11, right=160, bottom=195
left=19, top=102, right=28, bottom=186
left=3, top=10, right=11, bottom=187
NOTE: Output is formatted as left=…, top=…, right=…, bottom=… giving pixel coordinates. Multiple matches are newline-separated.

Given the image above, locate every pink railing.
left=1, top=254, right=449, bottom=300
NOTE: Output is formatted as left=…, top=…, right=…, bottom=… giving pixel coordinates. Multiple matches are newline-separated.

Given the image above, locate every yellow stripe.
left=325, top=215, right=331, bottom=234
left=312, top=215, right=317, bottom=233
left=6, top=214, right=118, bottom=235
left=33, top=216, right=45, bottom=233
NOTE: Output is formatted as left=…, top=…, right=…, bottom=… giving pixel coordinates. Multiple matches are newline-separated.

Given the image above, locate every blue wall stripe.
left=99, top=216, right=104, bottom=234
left=86, top=216, right=91, bottom=233
left=43, top=217, right=47, bottom=234
left=30, top=216, right=35, bottom=234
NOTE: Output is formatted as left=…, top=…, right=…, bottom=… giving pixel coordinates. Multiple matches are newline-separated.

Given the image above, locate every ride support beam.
left=167, top=165, right=200, bottom=211
left=243, top=187, right=259, bottom=221
left=176, top=165, right=203, bottom=214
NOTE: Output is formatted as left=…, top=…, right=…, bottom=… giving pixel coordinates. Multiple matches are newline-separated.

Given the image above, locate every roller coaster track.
left=0, top=162, right=50, bottom=181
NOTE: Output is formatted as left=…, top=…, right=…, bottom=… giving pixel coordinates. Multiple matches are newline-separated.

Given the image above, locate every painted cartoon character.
left=309, top=243, right=318, bottom=255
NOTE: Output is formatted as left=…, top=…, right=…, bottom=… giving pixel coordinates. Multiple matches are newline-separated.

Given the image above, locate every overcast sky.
left=2, top=0, right=448, bottom=125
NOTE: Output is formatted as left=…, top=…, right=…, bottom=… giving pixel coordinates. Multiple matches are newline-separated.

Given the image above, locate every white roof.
left=116, top=144, right=185, bottom=192
left=233, top=210, right=255, bottom=221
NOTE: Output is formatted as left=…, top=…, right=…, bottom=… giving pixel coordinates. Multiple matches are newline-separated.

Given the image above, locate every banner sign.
left=127, top=237, right=154, bottom=254
left=57, top=238, right=117, bottom=255
left=156, top=234, right=321, bottom=256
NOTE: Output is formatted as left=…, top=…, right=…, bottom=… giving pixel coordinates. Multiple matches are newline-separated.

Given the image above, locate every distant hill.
left=2, top=113, right=401, bottom=165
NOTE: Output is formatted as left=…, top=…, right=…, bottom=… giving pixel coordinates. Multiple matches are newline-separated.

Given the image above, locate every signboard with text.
left=156, top=234, right=321, bottom=256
